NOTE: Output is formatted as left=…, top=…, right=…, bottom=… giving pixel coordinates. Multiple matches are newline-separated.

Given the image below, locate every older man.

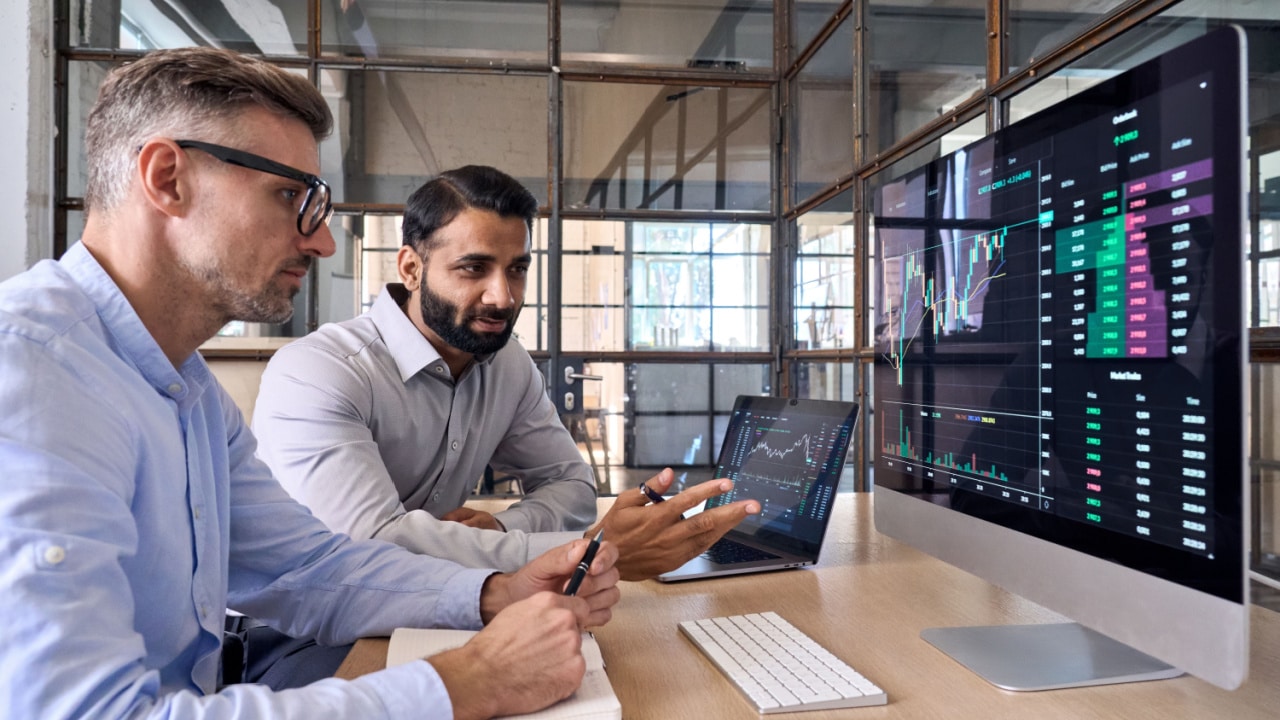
left=0, top=47, right=618, bottom=720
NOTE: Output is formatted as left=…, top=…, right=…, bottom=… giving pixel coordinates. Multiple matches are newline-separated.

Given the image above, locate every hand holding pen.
left=564, top=529, right=604, bottom=596
left=482, top=534, right=620, bottom=628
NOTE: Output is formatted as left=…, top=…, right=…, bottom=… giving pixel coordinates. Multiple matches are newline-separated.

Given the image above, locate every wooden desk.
left=336, top=494, right=1280, bottom=719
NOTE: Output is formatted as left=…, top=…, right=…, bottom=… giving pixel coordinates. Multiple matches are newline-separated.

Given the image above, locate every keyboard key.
left=701, top=538, right=782, bottom=565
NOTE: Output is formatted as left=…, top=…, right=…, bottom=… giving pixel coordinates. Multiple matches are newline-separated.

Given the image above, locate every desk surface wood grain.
left=336, top=494, right=1280, bottom=719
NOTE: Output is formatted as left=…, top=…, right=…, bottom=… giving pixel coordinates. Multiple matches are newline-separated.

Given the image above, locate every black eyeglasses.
left=175, top=139, right=333, bottom=237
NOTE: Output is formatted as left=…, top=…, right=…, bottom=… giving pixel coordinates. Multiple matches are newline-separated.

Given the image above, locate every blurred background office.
left=1, top=0, right=1277, bottom=594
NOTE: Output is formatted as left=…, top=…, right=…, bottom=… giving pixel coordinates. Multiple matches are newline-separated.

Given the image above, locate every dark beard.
left=419, top=275, right=517, bottom=356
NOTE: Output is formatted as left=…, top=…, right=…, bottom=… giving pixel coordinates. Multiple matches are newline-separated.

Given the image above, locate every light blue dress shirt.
left=0, top=243, right=494, bottom=719
left=253, top=284, right=596, bottom=572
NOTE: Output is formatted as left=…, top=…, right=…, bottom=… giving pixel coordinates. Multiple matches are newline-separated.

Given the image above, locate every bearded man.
left=253, top=165, right=759, bottom=581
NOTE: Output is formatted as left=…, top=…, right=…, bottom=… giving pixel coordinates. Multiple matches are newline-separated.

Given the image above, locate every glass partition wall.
left=53, top=1, right=1280, bottom=587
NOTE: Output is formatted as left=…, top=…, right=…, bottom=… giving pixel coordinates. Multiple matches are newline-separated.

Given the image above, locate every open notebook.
left=387, top=627, right=621, bottom=720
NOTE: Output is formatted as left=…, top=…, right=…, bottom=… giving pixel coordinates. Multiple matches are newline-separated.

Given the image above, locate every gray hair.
left=83, top=47, right=331, bottom=214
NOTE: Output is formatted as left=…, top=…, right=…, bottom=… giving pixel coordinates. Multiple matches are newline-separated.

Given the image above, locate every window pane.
left=70, top=0, right=308, bottom=54
left=710, top=254, right=769, bottom=307
left=635, top=223, right=711, bottom=253
left=562, top=252, right=626, bottom=351
left=355, top=214, right=404, bottom=312
left=320, top=70, right=548, bottom=206
left=562, top=0, right=773, bottom=70
left=629, top=221, right=770, bottom=351
left=796, top=189, right=855, bottom=349
left=64, top=210, right=85, bottom=252
left=320, top=0, right=547, bottom=62
left=632, top=306, right=712, bottom=349
left=1261, top=148, right=1280, bottom=254
left=562, top=220, right=625, bottom=352
left=791, top=0, right=846, bottom=64
left=795, top=269, right=854, bottom=348
left=793, top=362, right=856, bottom=401
left=514, top=220, right=550, bottom=351
left=66, top=61, right=114, bottom=201
left=711, top=222, right=770, bottom=253
left=562, top=254, right=625, bottom=306
left=634, top=414, right=713, bottom=465
left=711, top=308, right=768, bottom=349
left=317, top=212, right=359, bottom=326
left=563, top=81, right=772, bottom=211
left=633, top=364, right=711, bottom=412
left=563, top=220, right=770, bottom=351
left=1254, top=363, right=1280, bottom=583
left=1008, top=1, right=1130, bottom=74
left=577, top=362, right=626, bottom=473
left=792, top=13, right=853, bottom=206
left=866, top=0, right=985, bottom=154
left=713, top=364, right=772, bottom=410
left=1256, top=464, right=1280, bottom=583
left=1257, top=258, right=1280, bottom=328
left=801, top=203, right=855, bottom=254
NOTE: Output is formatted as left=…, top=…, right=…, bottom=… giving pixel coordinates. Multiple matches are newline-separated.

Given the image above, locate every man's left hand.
left=479, top=538, right=621, bottom=628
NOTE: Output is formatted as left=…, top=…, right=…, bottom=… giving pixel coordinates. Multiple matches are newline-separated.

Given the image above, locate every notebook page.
left=386, top=628, right=620, bottom=720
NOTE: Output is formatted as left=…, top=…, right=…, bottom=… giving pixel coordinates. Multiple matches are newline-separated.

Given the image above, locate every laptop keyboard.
left=701, top=538, right=781, bottom=565
left=679, top=612, right=887, bottom=713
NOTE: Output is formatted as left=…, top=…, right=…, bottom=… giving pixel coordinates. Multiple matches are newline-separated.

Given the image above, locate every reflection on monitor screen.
left=872, top=27, right=1248, bottom=690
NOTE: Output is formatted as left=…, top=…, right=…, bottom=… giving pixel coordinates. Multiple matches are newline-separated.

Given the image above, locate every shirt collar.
left=60, top=242, right=211, bottom=404
left=370, top=284, right=500, bottom=384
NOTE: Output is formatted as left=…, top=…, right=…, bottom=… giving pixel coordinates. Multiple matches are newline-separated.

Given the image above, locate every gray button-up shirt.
left=253, top=284, right=596, bottom=572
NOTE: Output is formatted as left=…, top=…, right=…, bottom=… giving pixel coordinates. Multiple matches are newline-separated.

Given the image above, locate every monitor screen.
left=872, top=27, right=1247, bottom=690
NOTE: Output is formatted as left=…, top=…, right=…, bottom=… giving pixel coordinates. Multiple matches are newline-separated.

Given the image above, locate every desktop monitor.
left=872, top=27, right=1248, bottom=691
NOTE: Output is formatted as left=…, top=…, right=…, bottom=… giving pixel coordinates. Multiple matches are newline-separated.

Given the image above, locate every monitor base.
left=921, top=622, right=1184, bottom=691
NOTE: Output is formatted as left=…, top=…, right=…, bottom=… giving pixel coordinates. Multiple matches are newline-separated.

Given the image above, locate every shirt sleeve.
left=488, top=354, right=598, bottom=536
left=0, top=333, right=463, bottom=720
left=253, top=340, right=580, bottom=572
left=222, top=386, right=494, bottom=641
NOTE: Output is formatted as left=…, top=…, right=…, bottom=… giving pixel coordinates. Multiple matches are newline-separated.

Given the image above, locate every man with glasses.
left=0, top=47, right=621, bottom=719
left=173, top=139, right=334, bottom=237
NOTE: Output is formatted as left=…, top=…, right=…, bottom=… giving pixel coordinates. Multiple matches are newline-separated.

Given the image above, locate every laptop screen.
left=705, top=396, right=859, bottom=556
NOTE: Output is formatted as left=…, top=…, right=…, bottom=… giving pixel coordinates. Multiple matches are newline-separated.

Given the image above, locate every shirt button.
left=200, top=605, right=208, bottom=619
left=44, top=545, right=66, bottom=565
left=450, top=440, right=459, bottom=450
left=434, top=366, right=445, bottom=373
left=193, top=507, right=202, bottom=520
left=167, top=382, right=182, bottom=394
left=432, top=492, right=441, bottom=502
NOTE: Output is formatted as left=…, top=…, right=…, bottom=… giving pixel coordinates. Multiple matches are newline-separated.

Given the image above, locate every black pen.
left=564, top=528, right=604, bottom=597
left=639, top=480, right=665, bottom=504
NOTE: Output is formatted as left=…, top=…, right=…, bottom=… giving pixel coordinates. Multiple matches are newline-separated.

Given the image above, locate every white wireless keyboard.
left=679, top=612, right=887, bottom=714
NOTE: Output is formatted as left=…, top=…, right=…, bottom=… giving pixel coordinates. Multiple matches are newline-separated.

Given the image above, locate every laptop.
left=658, top=395, right=859, bottom=582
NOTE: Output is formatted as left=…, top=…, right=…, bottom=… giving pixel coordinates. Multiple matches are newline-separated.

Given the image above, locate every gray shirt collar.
left=369, top=283, right=496, bottom=384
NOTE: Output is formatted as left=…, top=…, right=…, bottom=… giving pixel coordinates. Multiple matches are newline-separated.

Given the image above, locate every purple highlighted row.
left=1126, top=158, right=1213, bottom=198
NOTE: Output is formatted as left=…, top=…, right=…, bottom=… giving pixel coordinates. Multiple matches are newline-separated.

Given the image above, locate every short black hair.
left=402, top=166, right=538, bottom=254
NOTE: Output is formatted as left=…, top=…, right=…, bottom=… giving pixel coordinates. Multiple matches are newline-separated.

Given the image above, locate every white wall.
left=0, top=0, right=52, bottom=281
